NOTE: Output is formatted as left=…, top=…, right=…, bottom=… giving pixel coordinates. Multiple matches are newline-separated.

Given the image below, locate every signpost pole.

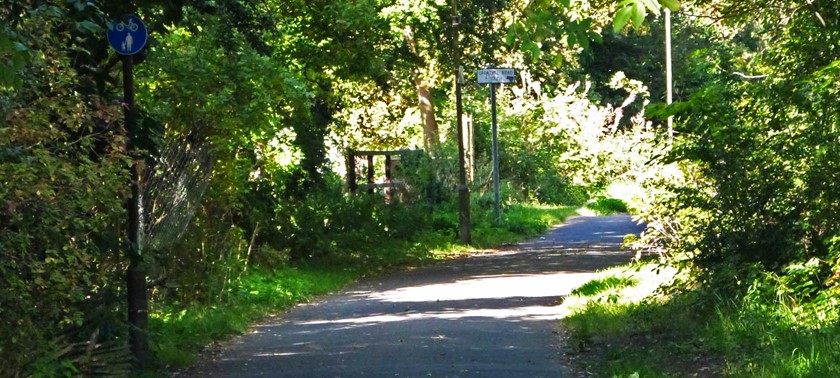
left=452, top=0, right=471, bottom=244
left=476, top=67, right=513, bottom=225
left=124, top=51, right=151, bottom=366
left=108, top=14, right=150, bottom=365
left=490, top=83, right=501, bottom=224
left=665, top=8, right=674, bottom=140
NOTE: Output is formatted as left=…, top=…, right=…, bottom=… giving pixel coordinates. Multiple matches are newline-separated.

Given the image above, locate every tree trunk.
left=417, top=81, right=439, bottom=150
left=463, top=113, right=474, bottom=182
left=404, top=25, right=439, bottom=150
left=293, top=91, right=331, bottom=191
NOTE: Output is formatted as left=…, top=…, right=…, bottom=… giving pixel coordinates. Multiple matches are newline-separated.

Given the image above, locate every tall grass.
left=562, top=263, right=840, bottom=377
left=470, top=204, right=579, bottom=247
left=149, top=266, right=356, bottom=367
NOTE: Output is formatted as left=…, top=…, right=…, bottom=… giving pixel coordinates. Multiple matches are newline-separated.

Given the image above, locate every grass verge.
left=561, top=263, right=840, bottom=377
left=148, top=266, right=356, bottom=369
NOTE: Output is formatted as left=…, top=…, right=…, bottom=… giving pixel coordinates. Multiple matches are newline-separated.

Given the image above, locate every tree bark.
left=417, top=82, right=439, bottom=150
left=293, top=91, right=331, bottom=191
left=404, top=25, right=439, bottom=150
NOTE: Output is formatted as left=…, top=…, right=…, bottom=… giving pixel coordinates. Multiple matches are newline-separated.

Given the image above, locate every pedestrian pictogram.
left=107, top=15, right=147, bottom=56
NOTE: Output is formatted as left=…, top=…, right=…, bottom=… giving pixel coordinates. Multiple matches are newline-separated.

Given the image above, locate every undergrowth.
left=562, top=263, right=840, bottom=377
left=585, top=196, right=629, bottom=215
left=148, top=266, right=356, bottom=368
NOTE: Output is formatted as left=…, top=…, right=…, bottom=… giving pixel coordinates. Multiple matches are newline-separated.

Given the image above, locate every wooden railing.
left=346, top=149, right=423, bottom=197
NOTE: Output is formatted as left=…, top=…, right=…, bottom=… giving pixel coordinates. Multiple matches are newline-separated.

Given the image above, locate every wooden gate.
left=346, top=149, right=423, bottom=200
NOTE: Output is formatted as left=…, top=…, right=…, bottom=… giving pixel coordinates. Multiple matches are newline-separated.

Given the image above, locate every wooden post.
left=385, top=154, right=392, bottom=181
left=385, top=154, right=392, bottom=203
left=347, top=149, right=357, bottom=192
left=490, top=82, right=501, bottom=224
left=367, top=155, right=375, bottom=194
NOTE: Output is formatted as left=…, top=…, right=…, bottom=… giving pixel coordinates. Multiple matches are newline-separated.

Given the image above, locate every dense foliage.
left=1, top=5, right=130, bottom=372
left=608, top=1, right=840, bottom=374
left=634, top=0, right=840, bottom=302
left=0, top=0, right=629, bottom=374
left=3, top=0, right=839, bottom=375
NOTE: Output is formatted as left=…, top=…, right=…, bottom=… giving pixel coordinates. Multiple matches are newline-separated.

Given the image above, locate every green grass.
left=561, top=264, right=725, bottom=377
left=571, top=275, right=638, bottom=297
left=584, top=196, right=629, bottom=215
left=561, top=263, right=840, bottom=377
left=146, top=203, right=578, bottom=373
left=148, top=266, right=356, bottom=368
left=470, top=204, right=579, bottom=248
left=712, top=297, right=840, bottom=377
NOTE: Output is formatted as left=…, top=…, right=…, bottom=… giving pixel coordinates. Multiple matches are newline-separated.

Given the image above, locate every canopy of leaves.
left=6, top=0, right=840, bottom=374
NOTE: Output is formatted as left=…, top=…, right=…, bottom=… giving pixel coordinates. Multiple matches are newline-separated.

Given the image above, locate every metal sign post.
left=108, top=14, right=150, bottom=365
left=476, top=68, right=515, bottom=224
left=490, top=82, right=500, bottom=224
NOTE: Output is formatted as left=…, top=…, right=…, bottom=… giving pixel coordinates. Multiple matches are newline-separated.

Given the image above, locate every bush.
left=586, top=197, right=629, bottom=215
left=533, top=174, right=589, bottom=206
left=1, top=7, right=129, bottom=372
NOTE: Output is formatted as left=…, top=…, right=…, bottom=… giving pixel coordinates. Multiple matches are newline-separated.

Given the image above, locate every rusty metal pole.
left=665, top=8, right=674, bottom=140
left=490, top=82, right=500, bottom=224
left=123, top=53, right=150, bottom=366
left=452, top=0, right=471, bottom=244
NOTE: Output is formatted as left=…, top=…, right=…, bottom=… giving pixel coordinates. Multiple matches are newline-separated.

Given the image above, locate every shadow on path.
left=193, top=215, right=644, bottom=377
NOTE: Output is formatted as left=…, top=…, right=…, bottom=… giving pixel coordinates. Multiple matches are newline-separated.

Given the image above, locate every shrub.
left=586, top=197, right=629, bottom=215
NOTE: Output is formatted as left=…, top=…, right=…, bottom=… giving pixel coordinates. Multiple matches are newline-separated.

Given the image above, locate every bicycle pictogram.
left=107, top=14, right=147, bottom=56
left=114, top=18, right=139, bottom=32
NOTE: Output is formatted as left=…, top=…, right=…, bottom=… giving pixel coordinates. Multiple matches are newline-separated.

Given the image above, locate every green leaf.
left=661, top=0, right=681, bottom=11
left=523, top=40, right=541, bottom=60
left=613, top=5, right=634, bottom=33
left=588, top=30, right=604, bottom=44
left=505, top=28, right=517, bottom=46
left=76, top=20, right=103, bottom=34
left=566, top=33, right=577, bottom=48
left=641, top=0, right=661, bottom=14
left=631, top=2, right=646, bottom=29
left=577, top=33, right=590, bottom=49
left=559, top=0, right=571, bottom=7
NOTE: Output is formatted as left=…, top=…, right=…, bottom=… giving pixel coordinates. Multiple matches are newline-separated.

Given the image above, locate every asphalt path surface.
left=194, top=215, right=645, bottom=377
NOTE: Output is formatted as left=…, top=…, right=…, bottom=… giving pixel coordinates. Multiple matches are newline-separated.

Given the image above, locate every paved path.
left=195, top=215, right=644, bottom=377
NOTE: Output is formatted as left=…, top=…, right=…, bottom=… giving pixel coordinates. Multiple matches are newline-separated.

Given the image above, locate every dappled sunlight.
left=283, top=265, right=608, bottom=328
left=296, top=303, right=585, bottom=326
left=249, top=246, right=639, bottom=332
left=195, top=216, right=646, bottom=376
left=253, top=351, right=307, bottom=357
left=369, top=272, right=598, bottom=303
left=575, top=207, right=598, bottom=216
left=557, top=263, right=678, bottom=317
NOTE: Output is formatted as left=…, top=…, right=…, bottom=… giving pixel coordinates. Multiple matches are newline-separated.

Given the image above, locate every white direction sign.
left=476, top=69, right=516, bottom=84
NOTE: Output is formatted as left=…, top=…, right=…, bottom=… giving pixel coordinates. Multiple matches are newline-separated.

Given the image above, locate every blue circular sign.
left=107, top=14, right=147, bottom=56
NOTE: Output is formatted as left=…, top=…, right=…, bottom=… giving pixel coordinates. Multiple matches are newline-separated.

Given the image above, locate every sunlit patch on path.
left=194, top=215, right=644, bottom=377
